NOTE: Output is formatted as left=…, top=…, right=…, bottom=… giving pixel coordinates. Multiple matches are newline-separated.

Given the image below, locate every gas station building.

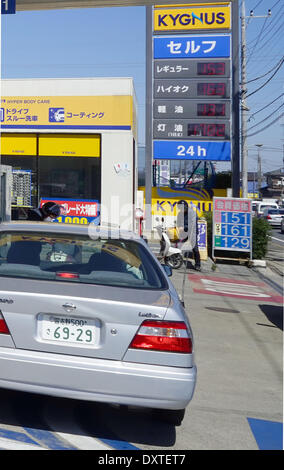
left=1, top=77, right=138, bottom=230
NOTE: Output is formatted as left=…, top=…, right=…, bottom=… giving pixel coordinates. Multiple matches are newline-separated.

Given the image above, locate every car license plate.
left=39, top=314, right=97, bottom=346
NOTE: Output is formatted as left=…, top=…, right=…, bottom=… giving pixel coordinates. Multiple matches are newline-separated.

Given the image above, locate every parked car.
left=262, top=208, right=284, bottom=226
left=0, top=222, right=196, bottom=426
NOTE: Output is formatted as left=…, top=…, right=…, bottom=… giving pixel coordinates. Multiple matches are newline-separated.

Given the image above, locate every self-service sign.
left=213, top=197, right=252, bottom=256
left=1, top=0, right=16, bottom=14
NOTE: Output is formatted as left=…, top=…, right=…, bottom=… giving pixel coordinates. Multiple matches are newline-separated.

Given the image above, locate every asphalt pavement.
left=266, top=227, right=284, bottom=277
left=146, top=239, right=283, bottom=450
left=0, top=238, right=282, bottom=451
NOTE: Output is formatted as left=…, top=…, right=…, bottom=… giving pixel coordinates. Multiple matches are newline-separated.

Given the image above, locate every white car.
left=262, top=208, right=284, bottom=226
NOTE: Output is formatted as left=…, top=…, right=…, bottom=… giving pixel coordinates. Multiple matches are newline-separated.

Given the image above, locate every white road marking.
left=270, top=236, right=284, bottom=243
left=201, top=279, right=271, bottom=297
left=0, top=437, right=45, bottom=450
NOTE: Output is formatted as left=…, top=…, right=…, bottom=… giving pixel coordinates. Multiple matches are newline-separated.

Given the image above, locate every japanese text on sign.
left=213, top=197, right=252, bottom=254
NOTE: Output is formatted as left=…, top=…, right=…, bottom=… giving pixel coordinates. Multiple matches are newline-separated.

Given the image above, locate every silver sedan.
left=0, top=222, right=196, bottom=426
left=262, top=208, right=284, bottom=226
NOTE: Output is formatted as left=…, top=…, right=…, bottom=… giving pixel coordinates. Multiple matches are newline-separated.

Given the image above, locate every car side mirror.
left=162, top=264, right=172, bottom=277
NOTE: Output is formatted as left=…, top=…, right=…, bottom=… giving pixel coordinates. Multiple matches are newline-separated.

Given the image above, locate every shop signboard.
left=197, top=219, right=207, bottom=260
left=153, top=4, right=231, bottom=32
left=1, top=95, right=133, bottom=131
left=213, top=197, right=252, bottom=259
left=40, top=198, right=100, bottom=225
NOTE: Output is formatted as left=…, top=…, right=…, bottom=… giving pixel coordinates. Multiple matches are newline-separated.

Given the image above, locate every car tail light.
left=266, top=215, right=272, bottom=220
left=130, top=320, right=192, bottom=353
left=0, top=312, right=10, bottom=335
left=56, top=272, right=79, bottom=279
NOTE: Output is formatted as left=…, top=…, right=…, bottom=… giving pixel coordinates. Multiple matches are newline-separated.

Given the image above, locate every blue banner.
left=1, top=0, right=16, bottom=14
left=154, top=35, right=231, bottom=59
left=153, top=140, right=231, bottom=161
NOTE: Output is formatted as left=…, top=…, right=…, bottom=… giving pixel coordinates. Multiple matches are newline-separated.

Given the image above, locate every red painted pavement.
left=188, top=274, right=283, bottom=303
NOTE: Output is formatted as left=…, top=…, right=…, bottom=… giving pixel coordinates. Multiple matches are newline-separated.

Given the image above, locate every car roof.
left=0, top=221, right=143, bottom=242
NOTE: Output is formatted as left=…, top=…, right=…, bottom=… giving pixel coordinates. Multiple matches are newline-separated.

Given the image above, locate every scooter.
left=155, top=218, right=183, bottom=269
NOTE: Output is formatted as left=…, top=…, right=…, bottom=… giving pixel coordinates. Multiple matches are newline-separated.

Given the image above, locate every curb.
left=266, top=261, right=284, bottom=277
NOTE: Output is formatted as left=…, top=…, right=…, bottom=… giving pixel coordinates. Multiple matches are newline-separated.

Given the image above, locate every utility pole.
left=256, top=144, right=263, bottom=199
left=240, top=0, right=249, bottom=199
left=240, top=1, right=271, bottom=199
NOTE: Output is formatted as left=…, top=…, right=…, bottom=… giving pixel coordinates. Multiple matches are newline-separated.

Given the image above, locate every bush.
left=252, top=217, right=271, bottom=259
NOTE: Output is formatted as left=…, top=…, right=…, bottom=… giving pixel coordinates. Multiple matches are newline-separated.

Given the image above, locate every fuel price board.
left=151, top=4, right=233, bottom=162
left=213, top=197, right=252, bottom=259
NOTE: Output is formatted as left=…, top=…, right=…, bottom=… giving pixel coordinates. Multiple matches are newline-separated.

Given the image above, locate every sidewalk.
left=146, top=235, right=283, bottom=295
left=163, top=247, right=283, bottom=450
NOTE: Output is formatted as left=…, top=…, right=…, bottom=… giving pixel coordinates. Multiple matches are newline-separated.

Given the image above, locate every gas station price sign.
left=213, top=197, right=252, bottom=255
left=152, top=28, right=232, bottom=161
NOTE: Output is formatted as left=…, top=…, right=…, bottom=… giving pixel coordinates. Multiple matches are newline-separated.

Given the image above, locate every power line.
left=246, top=57, right=284, bottom=98
left=244, top=58, right=284, bottom=84
left=247, top=102, right=284, bottom=131
left=247, top=112, right=284, bottom=137
left=246, top=4, right=284, bottom=46
left=246, top=17, right=268, bottom=65
left=248, top=93, right=284, bottom=121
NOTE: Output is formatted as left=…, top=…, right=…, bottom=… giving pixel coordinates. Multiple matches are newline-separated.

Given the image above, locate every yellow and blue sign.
left=1, top=96, right=133, bottom=131
left=154, top=3, right=231, bottom=32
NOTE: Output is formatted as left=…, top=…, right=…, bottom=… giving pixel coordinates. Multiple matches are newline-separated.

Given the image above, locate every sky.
left=1, top=0, right=283, bottom=177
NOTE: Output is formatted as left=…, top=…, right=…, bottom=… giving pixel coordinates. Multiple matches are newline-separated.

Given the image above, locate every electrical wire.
left=247, top=102, right=284, bottom=130
left=244, top=58, right=284, bottom=84
left=248, top=94, right=284, bottom=121
left=246, top=3, right=284, bottom=46
left=246, top=17, right=268, bottom=65
left=246, top=58, right=284, bottom=98
left=246, top=111, right=284, bottom=137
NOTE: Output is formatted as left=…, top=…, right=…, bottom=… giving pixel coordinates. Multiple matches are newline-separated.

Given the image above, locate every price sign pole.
left=213, top=197, right=252, bottom=264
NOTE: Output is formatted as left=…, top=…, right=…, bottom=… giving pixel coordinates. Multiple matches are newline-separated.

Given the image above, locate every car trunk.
left=0, top=277, right=170, bottom=360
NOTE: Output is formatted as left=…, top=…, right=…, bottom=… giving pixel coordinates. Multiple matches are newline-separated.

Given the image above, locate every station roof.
left=16, top=0, right=200, bottom=11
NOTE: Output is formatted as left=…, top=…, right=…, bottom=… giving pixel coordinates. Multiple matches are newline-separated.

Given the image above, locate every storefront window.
left=2, top=133, right=101, bottom=220
left=39, top=156, right=100, bottom=200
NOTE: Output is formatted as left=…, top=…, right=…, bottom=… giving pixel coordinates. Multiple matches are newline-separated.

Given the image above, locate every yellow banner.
left=154, top=4, right=231, bottom=31
left=1, top=96, right=133, bottom=130
left=39, top=134, right=101, bottom=158
left=1, top=133, right=37, bottom=156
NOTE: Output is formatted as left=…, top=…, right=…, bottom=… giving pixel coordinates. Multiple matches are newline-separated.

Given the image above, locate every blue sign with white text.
left=154, top=35, right=230, bottom=59
left=1, top=0, right=16, bottom=14
left=153, top=140, right=231, bottom=161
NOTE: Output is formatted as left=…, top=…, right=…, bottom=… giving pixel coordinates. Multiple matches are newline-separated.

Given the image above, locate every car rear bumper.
left=0, top=347, right=196, bottom=410
left=268, top=220, right=282, bottom=226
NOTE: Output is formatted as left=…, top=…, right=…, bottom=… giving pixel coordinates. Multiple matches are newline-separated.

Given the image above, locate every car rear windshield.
left=0, top=231, right=167, bottom=290
left=267, top=210, right=279, bottom=214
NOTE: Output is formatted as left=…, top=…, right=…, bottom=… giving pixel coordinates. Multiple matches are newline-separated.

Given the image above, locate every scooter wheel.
left=165, top=254, right=183, bottom=269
